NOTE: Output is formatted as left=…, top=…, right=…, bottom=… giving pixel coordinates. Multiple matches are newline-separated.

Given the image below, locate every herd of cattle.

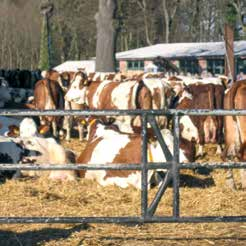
left=0, top=69, right=245, bottom=190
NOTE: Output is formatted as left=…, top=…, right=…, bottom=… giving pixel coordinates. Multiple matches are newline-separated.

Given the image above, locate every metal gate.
left=0, top=108, right=246, bottom=224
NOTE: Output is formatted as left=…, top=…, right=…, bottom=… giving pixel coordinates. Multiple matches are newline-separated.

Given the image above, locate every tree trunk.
left=95, top=0, right=117, bottom=72
left=162, top=0, right=179, bottom=43
left=162, top=0, right=169, bottom=43
left=137, top=0, right=152, bottom=46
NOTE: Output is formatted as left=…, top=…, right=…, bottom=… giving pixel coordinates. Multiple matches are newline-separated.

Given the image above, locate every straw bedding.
left=0, top=139, right=245, bottom=245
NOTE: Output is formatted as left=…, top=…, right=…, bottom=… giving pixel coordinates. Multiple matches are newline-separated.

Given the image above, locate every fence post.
left=173, top=114, right=180, bottom=218
left=141, top=113, right=148, bottom=220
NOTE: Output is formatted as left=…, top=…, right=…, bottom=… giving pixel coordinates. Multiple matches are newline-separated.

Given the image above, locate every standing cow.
left=33, top=78, right=64, bottom=138
left=65, top=71, right=152, bottom=134
left=223, top=80, right=246, bottom=189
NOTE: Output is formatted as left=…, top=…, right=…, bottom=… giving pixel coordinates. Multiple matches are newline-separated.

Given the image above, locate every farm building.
left=116, top=41, right=246, bottom=75
left=54, top=41, right=246, bottom=76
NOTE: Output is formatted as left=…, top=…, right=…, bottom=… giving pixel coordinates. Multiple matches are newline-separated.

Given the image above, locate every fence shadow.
left=0, top=224, right=89, bottom=246
left=92, top=235, right=246, bottom=243
left=179, top=174, right=215, bottom=188
left=156, top=172, right=215, bottom=188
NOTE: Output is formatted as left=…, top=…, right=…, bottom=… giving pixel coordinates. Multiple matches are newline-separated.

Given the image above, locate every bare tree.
left=162, top=0, right=180, bottom=43
left=136, top=0, right=152, bottom=45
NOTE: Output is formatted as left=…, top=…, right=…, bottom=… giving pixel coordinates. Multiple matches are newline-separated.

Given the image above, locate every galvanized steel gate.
left=0, top=108, right=246, bottom=224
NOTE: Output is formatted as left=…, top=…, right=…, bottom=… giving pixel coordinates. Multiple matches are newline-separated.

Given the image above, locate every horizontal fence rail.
left=0, top=109, right=246, bottom=224
left=0, top=162, right=246, bottom=171
left=2, top=108, right=246, bottom=117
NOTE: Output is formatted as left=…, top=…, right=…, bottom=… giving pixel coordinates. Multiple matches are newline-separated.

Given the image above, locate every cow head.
left=17, top=137, right=59, bottom=165
left=41, top=69, right=59, bottom=80
left=64, top=71, right=88, bottom=104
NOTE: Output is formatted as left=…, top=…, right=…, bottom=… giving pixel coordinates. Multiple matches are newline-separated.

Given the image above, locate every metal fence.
left=0, top=108, right=246, bottom=224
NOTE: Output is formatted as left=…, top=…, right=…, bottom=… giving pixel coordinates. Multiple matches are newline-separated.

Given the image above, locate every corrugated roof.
left=116, top=41, right=246, bottom=60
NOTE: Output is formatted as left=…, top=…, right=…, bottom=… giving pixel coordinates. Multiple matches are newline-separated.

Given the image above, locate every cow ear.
left=38, top=125, right=50, bottom=135
left=179, top=123, right=184, bottom=132
left=83, top=79, right=89, bottom=86
left=191, top=137, right=196, bottom=143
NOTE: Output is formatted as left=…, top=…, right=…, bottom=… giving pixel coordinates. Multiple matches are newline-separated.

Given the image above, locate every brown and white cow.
left=175, top=82, right=225, bottom=156
left=76, top=119, right=195, bottom=189
left=33, top=78, right=64, bottom=138
left=142, top=73, right=174, bottom=128
left=41, top=69, right=75, bottom=93
left=42, top=70, right=87, bottom=141
left=61, top=71, right=88, bottom=141
left=223, top=80, right=246, bottom=189
left=65, top=71, right=152, bottom=134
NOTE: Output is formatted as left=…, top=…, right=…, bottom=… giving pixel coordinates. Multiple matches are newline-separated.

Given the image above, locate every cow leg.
left=52, top=121, right=58, bottom=138
left=240, top=169, right=246, bottom=189
left=78, top=123, right=84, bottom=142
left=216, top=144, right=222, bottom=155
left=197, top=144, right=204, bottom=157
left=226, top=169, right=236, bottom=190
left=64, top=116, right=71, bottom=141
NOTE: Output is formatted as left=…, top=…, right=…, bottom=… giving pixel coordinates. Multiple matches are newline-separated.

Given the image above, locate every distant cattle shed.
left=54, top=41, right=246, bottom=77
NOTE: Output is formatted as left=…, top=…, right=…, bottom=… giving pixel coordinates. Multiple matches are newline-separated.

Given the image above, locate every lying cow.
left=77, top=119, right=195, bottom=190
left=0, top=135, right=29, bottom=180
left=18, top=136, right=77, bottom=181
left=0, top=118, right=77, bottom=181
left=0, top=116, right=22, bottom=136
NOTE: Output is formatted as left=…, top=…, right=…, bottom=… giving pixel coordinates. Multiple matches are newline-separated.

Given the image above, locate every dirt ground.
left=0, top=138, right=245, bottom=246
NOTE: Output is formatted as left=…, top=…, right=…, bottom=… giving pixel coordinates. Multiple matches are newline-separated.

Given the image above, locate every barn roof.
left=116, top=41, right=246, bottom=60
left=54, top=60, right=95, bottom=72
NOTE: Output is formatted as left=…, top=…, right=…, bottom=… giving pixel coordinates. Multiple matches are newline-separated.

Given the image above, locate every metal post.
left=173, top=114, right=180, bottom=218
left=141, top=113, right=148, bottom=219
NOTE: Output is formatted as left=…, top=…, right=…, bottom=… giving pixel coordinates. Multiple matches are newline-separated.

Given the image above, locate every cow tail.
left=135, top=80, right=145, bottom=109
left=46, top=79, right=56, bottom=107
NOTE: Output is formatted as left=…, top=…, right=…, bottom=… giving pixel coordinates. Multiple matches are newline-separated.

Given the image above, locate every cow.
left=41, top=69, right=75, bottom=92
left=41, top=70, right=86, bottom=141
left=0, top=77, right=11, bottom=107
left=33, top=78, right=64, bottom=138
left=1, top=117, right=77, bottom=181
left=223, top=80, right=246, bottom=189
left=0, top=116, right=22, bottom=136
left=174, top=82, right=225, bottom=157
left=142, top=73, right=175, bottom=128
left=18, top=136, right=77, bottom=181
left=76, top=119, right=195, bottom=189
left=0, top=135, right=28, bottom=181
left=65, top=71, right=152, bottom=134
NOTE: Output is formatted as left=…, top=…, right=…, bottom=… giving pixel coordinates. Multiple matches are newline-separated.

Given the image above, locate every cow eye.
left=27, top=141, right=34, bottom=146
